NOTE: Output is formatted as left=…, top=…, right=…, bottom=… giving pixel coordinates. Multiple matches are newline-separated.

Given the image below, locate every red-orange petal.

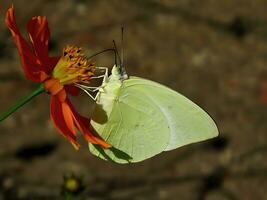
left=40, top=71, right=49, bottom=82
left=75, top=114, right=112, bottom=149
left=5, top=6, right=44, bottom=82
left=47, top=56, right=61, bottom=74
left=65, top=98, right=112, bottom=149
left=65, top=85, right=80, bottom=96
left=50, top=95, right=111, bottom=149
left=62, top=102, right=76, bottom=135
left=57, top=89, right=67, bottom=102
left=27, top=15, right=56, bottom=73
left=50, top=96, right=80, bottom=150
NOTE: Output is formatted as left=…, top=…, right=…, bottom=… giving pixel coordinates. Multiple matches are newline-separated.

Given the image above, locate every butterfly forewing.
left=127, top=77, right=218, bottom=151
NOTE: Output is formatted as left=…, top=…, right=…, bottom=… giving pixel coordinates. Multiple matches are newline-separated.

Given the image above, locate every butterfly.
left=79, top=37, right=218, bottom=164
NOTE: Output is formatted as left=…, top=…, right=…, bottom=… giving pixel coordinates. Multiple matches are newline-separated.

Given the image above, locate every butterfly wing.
left=89, top=78, right=171, bottom=163
left=125, top=77, right=219, bottom=151
left=89, top=76, right=218, bottom=163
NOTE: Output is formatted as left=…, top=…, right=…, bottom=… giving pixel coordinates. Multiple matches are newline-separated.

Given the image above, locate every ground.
left=0, top=0, right=267, bottom=199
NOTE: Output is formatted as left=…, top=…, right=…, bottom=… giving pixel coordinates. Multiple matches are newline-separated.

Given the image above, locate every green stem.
left=0, top=84, right=45, bottom=122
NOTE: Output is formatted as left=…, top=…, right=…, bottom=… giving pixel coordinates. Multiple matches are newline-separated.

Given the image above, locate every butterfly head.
left=110, top=65, right=128, bottom=82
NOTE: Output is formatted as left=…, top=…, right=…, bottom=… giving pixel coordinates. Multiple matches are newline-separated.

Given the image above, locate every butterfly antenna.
left=119, top=27, right=128, bottom=79
left=87, top=48, right=116, bottom=61
left=114, top=47, right=117, bottom=67
left=121, top=27, right=124, bottom=68
left=113, top=40, right=122, bottom=67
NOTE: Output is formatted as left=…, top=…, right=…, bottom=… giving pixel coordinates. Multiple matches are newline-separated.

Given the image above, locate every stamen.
left=52, top=46, right=96, bottom=85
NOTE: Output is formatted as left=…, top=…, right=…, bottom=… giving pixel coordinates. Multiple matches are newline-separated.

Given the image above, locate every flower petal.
left=62, top=102, right=76, bottom=135
left=48, top=56, right=61, bottom=73
left=50, top=92, right=111, bottom=149
left=65, top=85, right=80, bottom=96
left=50, top=96, right=80, bottom=149
left=27, top=16, right=56, bottom=73
left=65, top=98, right=112, bottom=149
left=5, top=6, right=44, bottom=82
left=74, top=113, right=112, bottom=149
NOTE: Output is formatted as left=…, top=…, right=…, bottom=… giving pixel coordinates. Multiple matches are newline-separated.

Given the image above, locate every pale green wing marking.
left=125, top=77, right=219, bottom=151
left=89, top=81, right=170, bottom=163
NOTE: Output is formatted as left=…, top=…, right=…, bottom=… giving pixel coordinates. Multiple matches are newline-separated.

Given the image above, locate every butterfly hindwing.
left=89, top=79, right=170, bottom=163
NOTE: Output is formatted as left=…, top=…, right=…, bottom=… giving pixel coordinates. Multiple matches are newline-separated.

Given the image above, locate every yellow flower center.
left=52, top=46, right=95, bottom=85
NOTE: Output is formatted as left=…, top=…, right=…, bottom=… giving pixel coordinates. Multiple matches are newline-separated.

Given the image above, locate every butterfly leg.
left=90, top=75, right=106, bottom=79
left=77, top=87, right=100, bottom=101
left=74, top=67, right=108, bottom=101
left=75, top=85, right=101, bottom=92
left=95, top=67, right=108, bottom=83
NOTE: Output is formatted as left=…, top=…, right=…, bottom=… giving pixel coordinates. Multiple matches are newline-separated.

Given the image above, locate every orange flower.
left=5, top=6, right=111, bottom=150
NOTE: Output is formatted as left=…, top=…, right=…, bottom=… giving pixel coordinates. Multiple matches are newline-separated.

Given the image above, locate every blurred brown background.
left=0, top=0, right=267, bottom=199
